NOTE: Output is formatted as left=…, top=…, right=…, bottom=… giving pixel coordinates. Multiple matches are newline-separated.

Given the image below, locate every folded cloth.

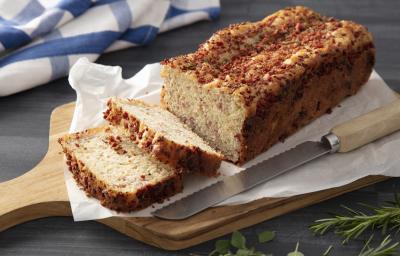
left=0, top=0, right=220, bottom=96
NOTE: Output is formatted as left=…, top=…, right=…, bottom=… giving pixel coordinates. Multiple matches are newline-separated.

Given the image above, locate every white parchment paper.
left=65, top=57, right=400, bottom=221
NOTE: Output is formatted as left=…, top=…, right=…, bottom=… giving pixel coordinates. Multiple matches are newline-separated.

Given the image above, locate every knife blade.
left=152, top=99, right=400, bottom=220
left=152, top=140, right=334, bottom=220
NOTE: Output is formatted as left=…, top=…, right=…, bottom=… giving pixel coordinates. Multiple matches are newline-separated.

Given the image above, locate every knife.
left=152, top=99, right=400, bottom=220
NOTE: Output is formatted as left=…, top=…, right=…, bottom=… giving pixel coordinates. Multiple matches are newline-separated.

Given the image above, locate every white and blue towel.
left=0, top=0, right=220, bottom=96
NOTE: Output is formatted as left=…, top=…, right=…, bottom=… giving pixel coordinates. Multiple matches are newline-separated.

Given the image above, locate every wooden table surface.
left=1, top=0, right=399, bottom=255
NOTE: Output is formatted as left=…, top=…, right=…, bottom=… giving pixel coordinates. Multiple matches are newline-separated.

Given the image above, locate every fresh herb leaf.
left=236, top=248, right=252, bottom=256
left=208, top=249, right=221, bottom=256
left=231, top=231, right=247, bottom=249
left=287, top=252, right=304, bottom=256
left=358, top=235, right=399, bottom=256
left=310, top=194, right=400, bottom=243
left=215, top=240, right=230, bottom=254
left=258, top=231, right=275, bottom=243
left=323, top=245, right=333, bottom=256
left=208, top=193, right=400, bottom=256
left=287, top=242, right=305, bottom=256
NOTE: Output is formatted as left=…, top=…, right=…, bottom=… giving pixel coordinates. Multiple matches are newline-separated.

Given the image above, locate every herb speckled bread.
left=104, top=97, right=222, bottom=177
left=58, top=126, right=183, bottom=212
left=160, top=6, right=375, bottom=164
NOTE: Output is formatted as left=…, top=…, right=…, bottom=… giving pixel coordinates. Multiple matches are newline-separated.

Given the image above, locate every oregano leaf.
left=287, top=252, right=305, bottom=256
left=231, top=231, right=247, bottom=249
left=287, top=242, right=304, bottom=256
left=215, top=239, right=230, bottom=254
left=236, top=248, right=252, bottom=256
left=258, top=231, right=275, bottom=243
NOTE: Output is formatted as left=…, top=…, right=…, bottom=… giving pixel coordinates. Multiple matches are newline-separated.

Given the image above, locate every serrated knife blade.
left=152, top=140, right=333, bottom=220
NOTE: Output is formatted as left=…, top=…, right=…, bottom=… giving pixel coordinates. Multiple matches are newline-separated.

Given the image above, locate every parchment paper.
left=65, top=57, right=400, bottom=221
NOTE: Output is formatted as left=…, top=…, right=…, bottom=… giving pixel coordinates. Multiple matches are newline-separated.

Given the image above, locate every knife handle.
left=330, top=99, right=400, bottom=152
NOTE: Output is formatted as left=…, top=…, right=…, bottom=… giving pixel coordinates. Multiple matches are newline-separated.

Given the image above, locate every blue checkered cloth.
left=0, top=0, right=220, bottom=96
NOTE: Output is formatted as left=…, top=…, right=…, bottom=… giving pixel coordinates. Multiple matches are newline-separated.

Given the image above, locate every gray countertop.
left=1, top=0, right=400, bottom=255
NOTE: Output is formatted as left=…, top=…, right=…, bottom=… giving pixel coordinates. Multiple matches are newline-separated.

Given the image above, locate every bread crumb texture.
left=58, top=126, right=183, bottom=212
left=104, top=97, right=222, bottom=177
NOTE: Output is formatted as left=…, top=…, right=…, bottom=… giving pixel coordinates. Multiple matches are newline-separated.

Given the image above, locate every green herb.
left=209, top=231, right=273, bottom=256
left=310, top=194, right=400, bottom=243
left=231, top=231, right=247, bottom=249
left=213, top=240, right=230, bottom=255
left=258, top=231, right=275, bottom=243
left=358, top=235, right=399, bottom=256
left=323, top=245, right=333, bottom=256
left=207, top=194, right=400, bottom=256
left=287, top=242, right=304, bottom=256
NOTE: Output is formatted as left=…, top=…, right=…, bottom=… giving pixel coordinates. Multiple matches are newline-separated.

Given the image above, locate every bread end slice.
left=104, top=97, right=222, bottom=177
left=58, top=126, right=183, bottom=212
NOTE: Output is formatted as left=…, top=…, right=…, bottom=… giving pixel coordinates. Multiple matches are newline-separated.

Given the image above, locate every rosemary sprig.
left=310, top=194, right=400, bottom=242
left=358, top=235, right=399, bottom=256
left=323, top=245, right=333, bottom=256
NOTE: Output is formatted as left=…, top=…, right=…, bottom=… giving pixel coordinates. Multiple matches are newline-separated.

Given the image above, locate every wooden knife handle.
left=331, top=99, right=400, bottom=152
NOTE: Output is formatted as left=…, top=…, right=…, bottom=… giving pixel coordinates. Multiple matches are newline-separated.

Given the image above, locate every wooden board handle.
left=331, top=99, right=400, bottom=152
left=0, top=103, right=75, bottom=232
left=0, top=155, right=70, bottom=231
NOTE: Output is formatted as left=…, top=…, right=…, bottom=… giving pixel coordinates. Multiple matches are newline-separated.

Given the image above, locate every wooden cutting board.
left=0, top=102, right=388, bottom=250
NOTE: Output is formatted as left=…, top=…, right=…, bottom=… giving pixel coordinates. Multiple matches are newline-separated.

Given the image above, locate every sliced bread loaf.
left=160, top=6, right=374, bottom=164
left=104, top=97, right=222, bottom=177
left=58, top=126, right=183, bottom=212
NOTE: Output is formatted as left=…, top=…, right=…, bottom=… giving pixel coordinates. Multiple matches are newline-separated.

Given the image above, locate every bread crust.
left=58, top=127, right=183, bottom=212
left=104, top=98, right=222, bottom=177
left=238, top=47, right=374, bottom=163
left=160, top=6, right=375, bottom=164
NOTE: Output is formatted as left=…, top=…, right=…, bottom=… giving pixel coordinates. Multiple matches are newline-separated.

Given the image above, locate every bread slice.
left=104, top=97, right=222, bottom=177
left=58, top=126, right=183, bottom=212
left=160, top=6, right=374, bottom=164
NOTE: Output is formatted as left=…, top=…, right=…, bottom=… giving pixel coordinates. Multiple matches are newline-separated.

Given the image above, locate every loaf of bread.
left=104, top=97, right=222, bottom=177
left=160, top=6, right=375, bottom=164
left=58, top=126, right=183, bottom=212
